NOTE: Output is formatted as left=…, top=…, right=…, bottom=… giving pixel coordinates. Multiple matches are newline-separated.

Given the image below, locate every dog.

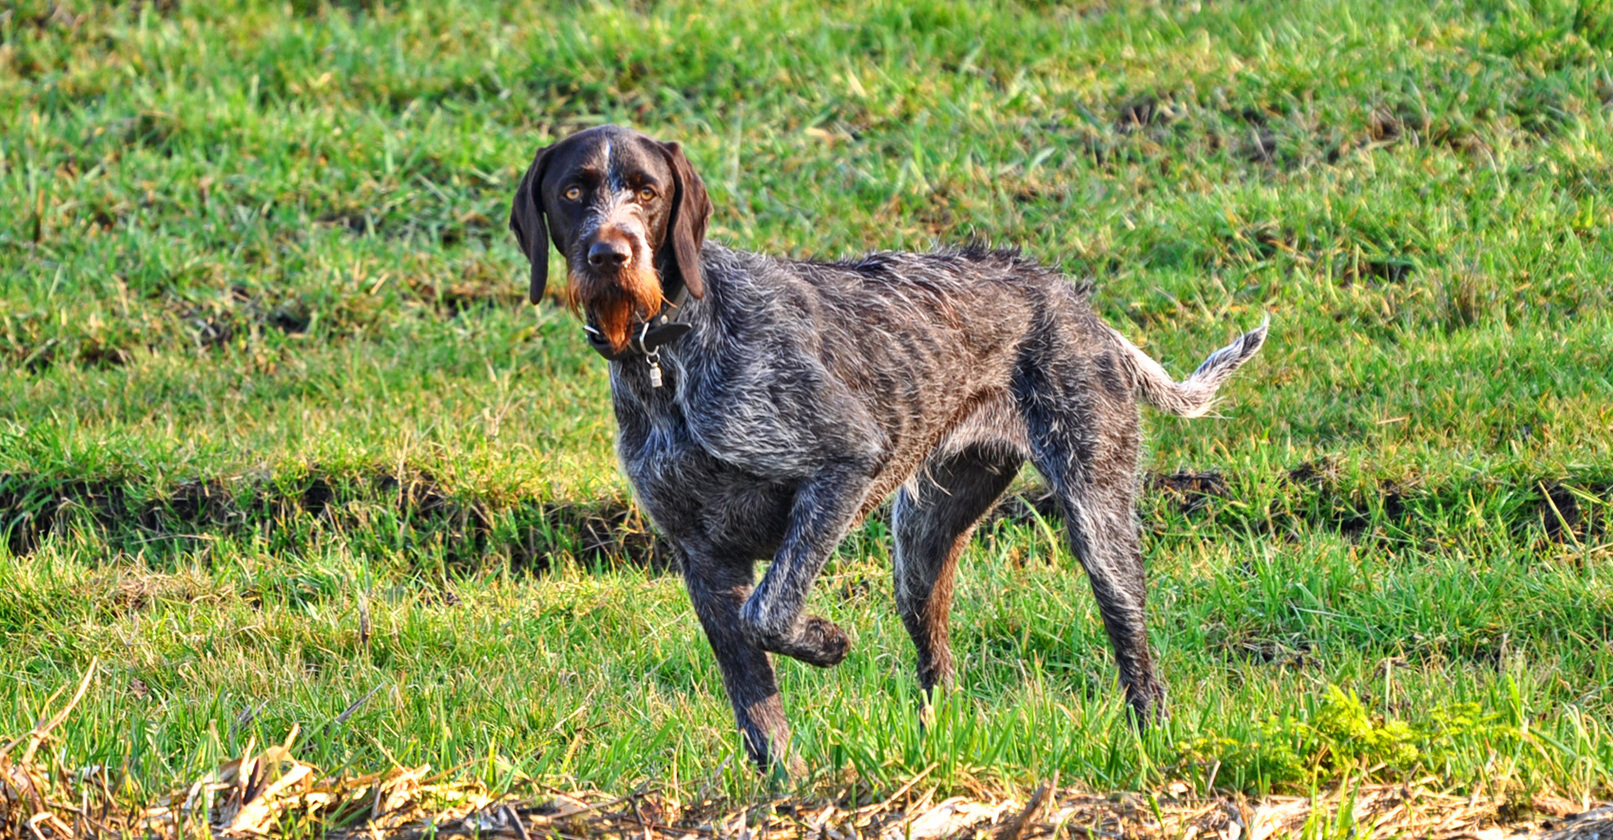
left=509, top=124, right=1267, bottom=773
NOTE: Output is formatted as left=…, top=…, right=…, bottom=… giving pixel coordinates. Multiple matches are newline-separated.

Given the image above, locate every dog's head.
left=509, top=125, right=712, bottom=352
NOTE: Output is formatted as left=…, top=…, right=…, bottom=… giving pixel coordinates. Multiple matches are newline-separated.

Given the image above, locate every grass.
left=3, top=0, right=1612, bottom=819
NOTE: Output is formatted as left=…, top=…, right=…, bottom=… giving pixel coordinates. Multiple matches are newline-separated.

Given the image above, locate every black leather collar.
left=583, top=283, right=692, bottom=361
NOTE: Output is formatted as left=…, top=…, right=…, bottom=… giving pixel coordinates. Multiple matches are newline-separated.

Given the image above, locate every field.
left=3, top=0, right=1613, bottom=834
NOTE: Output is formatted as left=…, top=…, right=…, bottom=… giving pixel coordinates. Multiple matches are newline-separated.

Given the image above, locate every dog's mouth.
left=568, top=263, right=665, bottom=353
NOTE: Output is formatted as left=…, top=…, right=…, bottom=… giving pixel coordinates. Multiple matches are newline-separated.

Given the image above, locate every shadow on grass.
left=1, top=464, right=1608, bottom=572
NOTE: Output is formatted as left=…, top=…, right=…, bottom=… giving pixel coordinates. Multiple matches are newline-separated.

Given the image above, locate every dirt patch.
left=83, top=570, right=213, bottom=619
left=523, top=498, right=672, bottom=572
left=1114, top=93, right=1185, bottom=134
left=8, top=291, right=322, bottom=375
left=12, top=258, right=520, bottom=376
left=4, top=468, right=1608, bottom=568
left=1368, top=104, right=1426, bottom=146
left=0, top=477, right=130, bottom=555
left=116, top=110, right=189, bottom=157
left=1318, top=478, right=1408, bottom=540
left=990, top=468, right=1610, bottom=550
left=4, top=2, right=81, bottom=34
left=1536, top=481, right=1583, bottom=542
left=1209, top=627, right=1315, bottom=670
left=1284, top=458, right=1337, bottom=488
left=1150, top=471, right=1229, bottom=514
left=315, top=210, right=376, bottom=236
left=175, top=289, right=314, bottom=347
left=315, top=196, right=500, bottom=249
left=0, top=468, right=664, bottom=572
left=136, top=478, right=238, bottom=533
left=1240, top=126, right=1280, bottom=165
left=989, top=488, right=1062, bottom=526
left=1526, top=480, right=1612, bottom=550
left=1341, top=254, right=1418, bottom=286
left=12, top=337, right=132, bottom=374
left=1084, top=79, right=1587, bottom=181
left=301, top=477, right=335, bottom=516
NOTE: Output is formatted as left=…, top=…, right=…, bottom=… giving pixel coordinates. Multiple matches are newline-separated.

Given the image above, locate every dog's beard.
left=568, top=260, right=664, bottom=354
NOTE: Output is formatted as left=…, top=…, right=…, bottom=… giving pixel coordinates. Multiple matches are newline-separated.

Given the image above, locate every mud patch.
left=1149, top=471, right=1228, bottom=514
left=1114, top=94, right=1185, bottom=134
left=986, top=468, right=1610, bottom=550
left=0, top=468, right=666, bottom=572
left=525, top=498, right=671, bottom=572
left=1341, top=254, right=1418, bottom=286
left=1210, top=628, right=1315, bottom=669
left=4, top=467, right=1609, bottom=567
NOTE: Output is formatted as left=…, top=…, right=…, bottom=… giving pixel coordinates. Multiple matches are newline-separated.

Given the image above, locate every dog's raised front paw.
left=791, top=615, right=850, bottom=668
left=746, top=613, right=851, bottom=668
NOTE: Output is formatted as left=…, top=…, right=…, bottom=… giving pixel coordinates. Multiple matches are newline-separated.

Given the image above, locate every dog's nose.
left=588, top=239, right=631, bottom=269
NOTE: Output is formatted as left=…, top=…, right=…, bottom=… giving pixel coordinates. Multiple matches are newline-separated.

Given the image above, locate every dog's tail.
left=1106, top=315, right=1269, bottom=418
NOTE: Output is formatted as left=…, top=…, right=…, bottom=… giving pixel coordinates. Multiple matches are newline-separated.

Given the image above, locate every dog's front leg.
left=738, top=461, right=874, bottom=667
left=681, top=553, right=801, bottom=775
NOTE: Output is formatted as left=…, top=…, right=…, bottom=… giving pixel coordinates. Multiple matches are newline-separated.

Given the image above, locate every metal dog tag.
left=647, top=349, right=664, bottom=388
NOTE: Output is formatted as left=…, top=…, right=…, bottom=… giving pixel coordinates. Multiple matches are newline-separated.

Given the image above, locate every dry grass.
left=2, top=667, right=1609, bottom=840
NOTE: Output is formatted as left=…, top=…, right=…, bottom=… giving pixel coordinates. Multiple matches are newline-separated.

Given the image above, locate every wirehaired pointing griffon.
left=509, top=125, right=1268, bottom=773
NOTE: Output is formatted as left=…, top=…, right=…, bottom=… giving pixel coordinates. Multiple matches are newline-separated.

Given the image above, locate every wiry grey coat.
left=610, top=244, right=1265, bottom=770
left=509, top=125, right=1267, bottom=774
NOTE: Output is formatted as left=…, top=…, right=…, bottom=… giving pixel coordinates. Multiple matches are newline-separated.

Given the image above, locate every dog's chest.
left=610, top=369, right=795, bottom=554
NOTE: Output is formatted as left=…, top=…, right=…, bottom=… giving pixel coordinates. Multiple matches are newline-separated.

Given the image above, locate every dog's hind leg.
left=1052, top=461, right=1167, bottom=722
left=682, top=553, right=800, bottom=775
left=1017, top=361, right=1167, bottom=723
left=893, top=446, right=1023, bottom=695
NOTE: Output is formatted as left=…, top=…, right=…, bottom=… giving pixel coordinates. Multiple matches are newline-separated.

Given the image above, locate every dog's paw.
left=740, top=606, right=852, bottom=667
left=791, top=615, right=850, bottom=668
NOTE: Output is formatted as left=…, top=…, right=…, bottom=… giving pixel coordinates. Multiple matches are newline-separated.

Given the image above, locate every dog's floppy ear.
left=509, top=144, right=554, bottom=305
left=658, top=141, right=712, bottom=300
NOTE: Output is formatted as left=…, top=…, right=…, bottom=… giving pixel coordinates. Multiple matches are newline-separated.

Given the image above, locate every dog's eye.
left=637, top=186, right=656, bottom=202
left=562, top=186, right=583, bottom=202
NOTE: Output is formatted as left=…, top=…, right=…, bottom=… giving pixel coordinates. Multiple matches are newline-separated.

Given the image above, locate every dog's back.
left=682, top=243, right=1263, bottom=490
left=678, top=244, right=1097, bottom=492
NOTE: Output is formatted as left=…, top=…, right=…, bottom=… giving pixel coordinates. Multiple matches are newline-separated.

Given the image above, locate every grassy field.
left=3, top=0, right=1612, bottom=820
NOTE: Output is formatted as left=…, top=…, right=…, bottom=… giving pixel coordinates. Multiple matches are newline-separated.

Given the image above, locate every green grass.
left=3, top=0, right=1612, bottom=813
